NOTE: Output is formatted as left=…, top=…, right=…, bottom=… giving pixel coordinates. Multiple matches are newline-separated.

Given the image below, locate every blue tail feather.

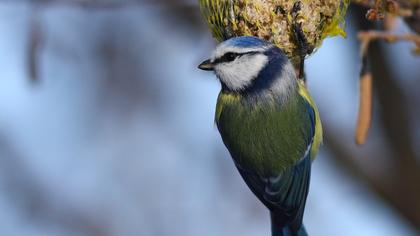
left=271, top=224, right=308, bottom=236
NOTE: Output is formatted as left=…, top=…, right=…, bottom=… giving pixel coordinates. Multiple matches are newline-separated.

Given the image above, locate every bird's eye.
left=223, top=52, right=238, bottom=62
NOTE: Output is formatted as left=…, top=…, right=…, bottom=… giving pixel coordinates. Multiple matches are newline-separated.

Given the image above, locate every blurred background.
left=0, top=1, right=419, bottom=236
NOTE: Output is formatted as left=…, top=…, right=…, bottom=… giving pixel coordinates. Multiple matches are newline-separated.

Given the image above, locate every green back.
left=216, top=88, right=318, bottom=233
left=216, top=90, right=314, bottom=176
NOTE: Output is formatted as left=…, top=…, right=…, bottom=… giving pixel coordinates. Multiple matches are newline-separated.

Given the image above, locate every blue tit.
left=198, top=36, right=322, bottom=236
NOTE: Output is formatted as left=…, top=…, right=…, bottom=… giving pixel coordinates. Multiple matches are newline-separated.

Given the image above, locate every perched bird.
left=198, top=36, right=322, bottom=236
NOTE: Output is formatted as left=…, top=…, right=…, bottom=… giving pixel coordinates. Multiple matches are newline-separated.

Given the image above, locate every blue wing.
left=236, top=98, right=316, bottom=235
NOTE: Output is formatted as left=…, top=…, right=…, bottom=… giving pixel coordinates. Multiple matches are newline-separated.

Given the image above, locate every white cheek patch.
left=215, top=54, right=268, bottom=91
left=270, top=62, right=297, bottom=100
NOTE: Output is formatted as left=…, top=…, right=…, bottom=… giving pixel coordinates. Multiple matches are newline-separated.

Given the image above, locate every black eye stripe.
left=213, top=52, right=238, bottom=64
left=213, top=51, right=258, bottom=64
left=223, top=52, right=238, bottom=62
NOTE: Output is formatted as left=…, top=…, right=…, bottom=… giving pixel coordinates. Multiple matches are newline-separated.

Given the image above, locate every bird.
left=198, top=36, right=322, bottom=236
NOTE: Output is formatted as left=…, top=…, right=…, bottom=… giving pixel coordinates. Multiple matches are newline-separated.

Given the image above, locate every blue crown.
left=222, top=36, right=272, bottom=48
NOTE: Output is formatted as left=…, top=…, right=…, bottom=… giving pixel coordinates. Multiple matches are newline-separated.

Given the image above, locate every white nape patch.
left=270, top=61, right=297, bottom=101
left=214, top=53, right=268, bottom=91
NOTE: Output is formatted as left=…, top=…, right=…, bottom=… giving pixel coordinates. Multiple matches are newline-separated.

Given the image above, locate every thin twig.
left=358, top=30, right=420, bottom=44
left=358, top=30, right=420, bottom=54
left=356, top=56, right=373, bottom=145
left=355, top=29, right=419, bottom=145
left=383, top=14, right=397, bottom=31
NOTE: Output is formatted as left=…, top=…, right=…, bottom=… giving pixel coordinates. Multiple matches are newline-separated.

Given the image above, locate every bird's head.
left=198, top=36, right=295, bottom=93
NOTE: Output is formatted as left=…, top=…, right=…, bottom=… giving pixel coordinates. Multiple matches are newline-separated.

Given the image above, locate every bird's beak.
left=198, top=59, right=214, bottom=71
